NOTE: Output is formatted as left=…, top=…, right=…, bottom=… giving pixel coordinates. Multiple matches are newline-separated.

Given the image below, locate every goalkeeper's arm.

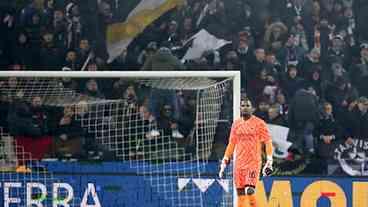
left=219, top=142, right=235, bottom=178
left=262, top=140, right=274, bottom=176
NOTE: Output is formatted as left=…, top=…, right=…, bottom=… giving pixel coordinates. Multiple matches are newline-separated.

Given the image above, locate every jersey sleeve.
left=228, top=120, right=239, bottom=145
left=258, top=120, right=271, bottom=143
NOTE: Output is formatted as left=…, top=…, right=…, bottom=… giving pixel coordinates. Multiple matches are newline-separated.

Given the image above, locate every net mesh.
left=0, top=127, right=80, bottom=206
left=0, top=76, right=234, bottom=207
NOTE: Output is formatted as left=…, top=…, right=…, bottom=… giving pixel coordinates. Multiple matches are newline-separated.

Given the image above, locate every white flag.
left=182, top=29, right=231, bottom=61
left=267, top=124, right=292, bottom=159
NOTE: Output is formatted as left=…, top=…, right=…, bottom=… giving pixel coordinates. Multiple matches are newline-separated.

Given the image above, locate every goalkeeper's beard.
left=241, top=110, right=252, bottom=120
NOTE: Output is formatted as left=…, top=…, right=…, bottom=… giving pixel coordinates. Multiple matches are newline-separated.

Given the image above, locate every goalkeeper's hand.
left=219, top=157, right=230, bottom=178
left=262, top=156, right=273, bottom=176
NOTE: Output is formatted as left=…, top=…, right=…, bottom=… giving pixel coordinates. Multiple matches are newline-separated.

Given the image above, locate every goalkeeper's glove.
left=219, top=157, right=230, bottom=178
left=262, top=156, right=273, bottom=176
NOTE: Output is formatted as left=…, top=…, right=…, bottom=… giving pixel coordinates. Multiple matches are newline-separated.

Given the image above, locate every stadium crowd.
left=1, top=0, right=368, bottom=174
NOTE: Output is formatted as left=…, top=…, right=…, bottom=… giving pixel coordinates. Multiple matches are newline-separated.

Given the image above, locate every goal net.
left=0, top=71, right=240, bottom=207
left=0, top=127, right=81, bottom=206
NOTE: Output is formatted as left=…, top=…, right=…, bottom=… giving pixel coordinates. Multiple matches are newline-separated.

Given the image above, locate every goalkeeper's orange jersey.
left=229, top=115, right=271, bottom=172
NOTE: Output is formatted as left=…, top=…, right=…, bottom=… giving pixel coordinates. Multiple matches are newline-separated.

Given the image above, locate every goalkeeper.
left=219, top=98, right=273, bottom=207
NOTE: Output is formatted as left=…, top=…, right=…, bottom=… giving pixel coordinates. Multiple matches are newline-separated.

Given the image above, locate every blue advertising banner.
left=1, top=161, right=368, bottom=207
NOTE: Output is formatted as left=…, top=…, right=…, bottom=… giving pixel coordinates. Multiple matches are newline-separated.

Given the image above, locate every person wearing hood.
left=141, top=45, right=184, bottom=118
left=141, top=46, right=185, bottom=71
left=287, top=84, right=319, bottom=157
left=83, top=79, right=105, bottom=99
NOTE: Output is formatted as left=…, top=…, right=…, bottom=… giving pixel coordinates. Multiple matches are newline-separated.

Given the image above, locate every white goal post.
left=0, top=70, right=241, bottom=207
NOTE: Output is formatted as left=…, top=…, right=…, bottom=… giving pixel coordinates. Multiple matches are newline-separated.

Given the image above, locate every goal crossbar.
left=0, top=71, right=240, bottom=79
left=0, top=70, right=241, bottom=123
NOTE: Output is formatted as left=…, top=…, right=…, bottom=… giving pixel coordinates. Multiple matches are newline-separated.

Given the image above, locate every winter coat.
left=8, top=100, right=49, bottom=138
left=288, top=89, right=319, bottom=130
left=141, top=49, right=185, bottom=71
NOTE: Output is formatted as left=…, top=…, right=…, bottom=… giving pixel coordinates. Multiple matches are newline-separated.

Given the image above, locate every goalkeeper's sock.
left=248, top=194, right=257, bottom=207
left=237, top=195, right=247, bottom=207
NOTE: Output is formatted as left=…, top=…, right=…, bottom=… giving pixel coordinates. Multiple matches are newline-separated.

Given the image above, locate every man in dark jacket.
left=287, top=85, right=319, bottom=156
left=345, top=97, right=368, bottom=144
left=8, top=95, right=52, bottom=161
left=316, top=102, right=342, bottom=158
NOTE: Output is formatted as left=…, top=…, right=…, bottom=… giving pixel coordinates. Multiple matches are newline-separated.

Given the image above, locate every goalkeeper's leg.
left=248, top=194, right=257, bottom=207
left=235, top=169, right=260, bottom=207
left=236, top=195, right=247, bottom=207
left=237, top=185, right=257, bottom=207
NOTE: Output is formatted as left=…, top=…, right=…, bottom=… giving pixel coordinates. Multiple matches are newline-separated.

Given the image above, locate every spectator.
left=254, top=96, right=270, bottom=122
left=175, top=91, right=196, bottom=137
left=1, top=77, right=18, bottom=97
left=315, top=102, right=342, bottom=159
left=66, top=2, right=82, bottom=49
left=349, top=42, right=368, bottom=97
left=8, top=95, right=52, bottom=160
left=264, top=51, right=283, bottom=77
left=53, top=105, right=85, bottom=159
left=157, top=104, right=184, bottom=139
left=247, top=68, right=268, bottom=101
left=123, top=84, right=138, bottom=105
left=77, top=38, right=93, bottom=66
left=86, top=62, right=98, bottom=71
left=179, top=17, right=195, bottom=41
left=268, top=104, right=287, bottom=126
left=263, top=21, right=288, bottom=52
left=327, top=35, right=350, bottom=67
left=26, top=12, right=43, bottom=49
left=315, top=102, right=342, bottom=174
left=298, top=47, right=321, bottom=79
left=263, top=74, right=279, bottom=103
left=59, top=67, right=79, bottom=91
left=274, top=90, right=289, bottom=115
left=52, top=9, right=68, bottom=48
left=139, top=105, right=159, bottom=139
left=324, top=60, right=349, bottom=84
left=19, top=0, right=38, bottom=26
left=137, top=41, right=157, bottom=66
left=247, top=48, right=266, bottom=82
left=325, top=77, right=358, bottom=116
left=141, top=46, right=185, bottom=71
left=281, top=64, right=304, bottom=100
left=40, top=30, right=63, bottom=70
left=276, top=33, right=307, bottom=70
left=223, top=50, right=240, bottom=70
left=344, top=97, right=368, bottom=144
left=84, top=79, right=104, bottom=99
left=138, top=105, right=161, bottom=156
left=306, top=66, right=323, bottom=98
left=62, top=49, right=80, bottom=70
left=288, top=85, right=319, bottom=156
left=10, top=31, right=33, bottom=69
left=0, top=90, right=10, bottom=131
left=353, top=0, right=368, bottom=41
left=110, top=78, right=129, bottom=99
left=42, top=0, right=55, bottom=26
